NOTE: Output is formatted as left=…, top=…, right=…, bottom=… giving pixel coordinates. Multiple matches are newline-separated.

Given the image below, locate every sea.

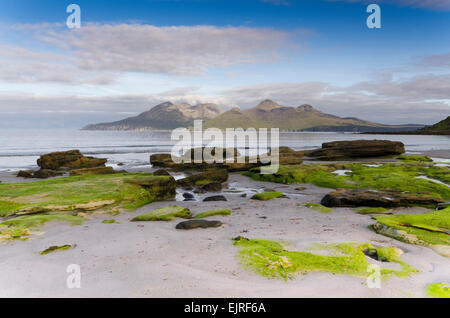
left=0, top=129, right=449, bottom=172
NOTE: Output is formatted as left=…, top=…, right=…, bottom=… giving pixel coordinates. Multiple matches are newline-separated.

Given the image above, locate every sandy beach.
left=1, top=172, right=448, bottom=298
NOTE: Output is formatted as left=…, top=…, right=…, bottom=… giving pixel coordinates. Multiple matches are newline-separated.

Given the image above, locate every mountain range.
left=82, top=100, right=424, bottom=132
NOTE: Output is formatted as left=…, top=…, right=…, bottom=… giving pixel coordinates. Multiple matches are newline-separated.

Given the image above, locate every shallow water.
left=0, top=129, right=448, bottom=171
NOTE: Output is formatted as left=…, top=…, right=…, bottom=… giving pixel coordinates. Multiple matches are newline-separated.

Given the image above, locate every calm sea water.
left=0, top=129, right=448, bottom=171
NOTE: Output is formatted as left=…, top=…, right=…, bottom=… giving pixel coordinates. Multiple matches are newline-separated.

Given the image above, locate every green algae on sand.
left=232, top=238, right=417, bottom=281
left=131, top=206, right=192, bottom=222
left=371, top=207, right=450, bottom=257
left=251, top=192, right=285, bottom=201
left=426, top=283, right=450, bottom=298
left=0, top=214, right=85, bottom=242
left=305, top=203, right=332, bottom=213
left=40, top=244, right=73, bottom=255
left=356, top=207, right=389, bottom=215
left=194, top=209, right=231, bottom=219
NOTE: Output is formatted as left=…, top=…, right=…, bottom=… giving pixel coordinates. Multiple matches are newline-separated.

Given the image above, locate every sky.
left=0, top=0, right=449, bottom=128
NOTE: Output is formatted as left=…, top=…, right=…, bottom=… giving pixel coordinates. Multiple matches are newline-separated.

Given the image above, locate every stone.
left=177, top=169, right=228, bottom=188
left=37, top=150, right=107, bottom=170
left=321, top=188, right=444, bottom=208
left=183, top=192, right=195, bottom=199
left=16, top=170, right=35, bottom=178
left=203, top=195, right=227, bottom=202
left=175, top=220, right=223, bottom=230
left=126, top=176, right=177, bottom=200
left=309, top=140, right=405, bottom=160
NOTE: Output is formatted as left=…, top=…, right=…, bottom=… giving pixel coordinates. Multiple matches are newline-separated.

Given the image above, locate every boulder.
left=126, top=176, right=177, bottom=200
left=69, top=166, right=116, bottom=176
left=175, top=220, right=223, bottom=230
left=203, top=195, right=227, bottom=202
left=177, top=169, right=228, bottom=188
left=321, top=188, right=444, bottom=208
left=37, top=150, right=107, bottom=170
left=309, top=140, right=405, bottom=160
left=150, top=154, right=175, bottom=168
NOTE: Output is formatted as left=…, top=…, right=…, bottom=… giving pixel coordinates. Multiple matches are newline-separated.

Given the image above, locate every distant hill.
left=364, top=116, right=450, bottom=135
left=417, top=116, right=450, bottom=135
left=203, top=100, right=423, bottom=132
left=82, top=102, right=225, bottom=131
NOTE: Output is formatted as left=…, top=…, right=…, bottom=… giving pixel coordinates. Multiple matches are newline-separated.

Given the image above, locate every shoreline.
left=1, top=173, right=448, bottom=298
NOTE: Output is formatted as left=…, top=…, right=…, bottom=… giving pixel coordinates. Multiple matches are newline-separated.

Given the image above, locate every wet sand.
left=0, top=173, right=448, bottom=298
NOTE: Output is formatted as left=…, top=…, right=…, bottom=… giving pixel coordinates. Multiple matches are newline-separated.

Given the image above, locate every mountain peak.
left=256, top=99, right=282, bottom=110
left=297, top=104, right=316, bottom=112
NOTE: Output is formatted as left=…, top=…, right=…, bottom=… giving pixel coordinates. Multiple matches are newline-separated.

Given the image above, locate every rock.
left=126, top=176, right=177, bottom=200
left=203, top=195, right=227, bottom=202
left=37, top=150, right=107, bottom=170
left=177, top=169, right=228, bottom=188
left=33, top=169, right=64, bottom=179
left=16, top=170, right=35, bottom=178
left=309, top=140, right=405, bottom=160
left=183, top=192, right=195, bottom=199
left=17, top=169, right=63, bottom=179
left=321, top=188, right=444, bottom=208
left=150, top=154, right=175, bottom=168
left=153, top=169, right=171, bottom=176
left=241, top=193, right=247, bottom=198
left=200, top=182, right=222, bottom=192
left=296, top=187, right=307, bottom=191
left=69, top=166, right=116, bottom=176
left=175, top=220, right=223, bottom=230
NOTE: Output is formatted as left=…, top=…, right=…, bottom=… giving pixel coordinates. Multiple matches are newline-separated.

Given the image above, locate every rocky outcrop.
left=126, top=176, right=177, bottom=200
left=321, top=188, right=444, bottom=208
left=176, top=169, right=228, bottom=188
left=175, top=220, right=223, bottom=230
left=17, top=169, right=63, bottom=179
left=309, top=140, right=405, bottom=160
left=37, top=150, right=107, bottom=170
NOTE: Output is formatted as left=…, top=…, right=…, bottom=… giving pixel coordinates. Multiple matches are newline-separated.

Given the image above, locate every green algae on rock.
left=426, top=283, right=450, bottom=298
left=305, top=203, right=332, bottom=213
left=131, top=206, right=192, bottom=222
left=251, top=192, right=285, bottom=201
left=232, top=238, right=417, bottom=281
left=371, top=207, right=450, bottom=257
left=40, top=244, right=73, bottom=255
left=0, top=173, right=176, bottom=218
left=102, top=219, right=117, bottom=224
left=244, top=163, right=450, bottom=202
left=194, top=209, right=231, bottom=219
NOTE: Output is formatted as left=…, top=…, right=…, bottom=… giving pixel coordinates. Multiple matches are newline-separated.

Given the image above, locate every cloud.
left=326, top=0, right=450, bottom=10
left=0, top=23, right=297, bottom=84
left=416, top=52, right=450, bottom=68
left=39, top=24, right=292, bottom=75
left=0, top=45, right=115, bottom=84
